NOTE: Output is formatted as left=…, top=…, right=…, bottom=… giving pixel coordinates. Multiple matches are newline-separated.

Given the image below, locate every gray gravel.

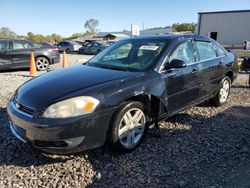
left=0, top=66, right=250, bottom=187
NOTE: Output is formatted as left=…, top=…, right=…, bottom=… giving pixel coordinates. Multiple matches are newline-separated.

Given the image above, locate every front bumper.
left=50, top=54, right=60, bottom=64
left=7, top=98, right=114, bottom=154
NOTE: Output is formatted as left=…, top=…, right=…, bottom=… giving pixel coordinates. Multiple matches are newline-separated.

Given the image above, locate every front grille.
left=10, top=123, right=27, bottom=142
left=14, top=99, right=35, bottom=116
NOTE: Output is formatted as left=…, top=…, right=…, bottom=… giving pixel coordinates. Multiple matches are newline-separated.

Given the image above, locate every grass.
left=232, top=50, right=250, bottom=58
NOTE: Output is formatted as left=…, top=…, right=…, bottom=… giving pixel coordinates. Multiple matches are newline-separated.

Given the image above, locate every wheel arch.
left=225, top=71, right=234, bottom=83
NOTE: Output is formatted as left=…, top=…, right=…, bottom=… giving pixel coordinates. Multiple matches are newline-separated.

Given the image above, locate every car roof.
left=125, top=34, right=211, bottom=42
left=0, top=38, right=36, bottom=43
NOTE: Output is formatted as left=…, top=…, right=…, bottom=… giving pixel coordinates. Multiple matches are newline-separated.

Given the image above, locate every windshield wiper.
left=88, top=63, right=131, bottom=72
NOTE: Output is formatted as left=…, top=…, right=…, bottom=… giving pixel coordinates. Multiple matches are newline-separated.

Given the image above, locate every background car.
left=78, top=41, right=109, bottom=54
left=57, top=41, right=82, bottom=53
left=0, top=38, right=60, bottom=71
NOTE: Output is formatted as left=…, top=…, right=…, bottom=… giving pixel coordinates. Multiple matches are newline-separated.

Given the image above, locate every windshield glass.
left=87, top=39, right=169, bottom=71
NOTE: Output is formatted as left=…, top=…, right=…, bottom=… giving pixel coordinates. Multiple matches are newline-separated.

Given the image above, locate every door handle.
left=192, top=68, right=199, bottom=73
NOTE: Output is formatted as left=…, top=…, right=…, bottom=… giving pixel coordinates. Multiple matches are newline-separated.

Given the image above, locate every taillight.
left=53, top=47, right=58, bottom=51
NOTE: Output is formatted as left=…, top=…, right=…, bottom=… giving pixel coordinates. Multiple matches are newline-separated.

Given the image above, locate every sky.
left=0, top=0, right=249, bottom=37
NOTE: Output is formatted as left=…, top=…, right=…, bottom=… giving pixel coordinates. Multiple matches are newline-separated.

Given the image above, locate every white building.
left=197, top=10, right=250, bottom=47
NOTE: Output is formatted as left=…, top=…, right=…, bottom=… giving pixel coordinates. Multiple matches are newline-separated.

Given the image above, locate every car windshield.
left=87, top=39, right=169, bottom=72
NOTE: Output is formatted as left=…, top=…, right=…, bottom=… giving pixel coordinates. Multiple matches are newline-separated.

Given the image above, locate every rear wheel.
left=35, top=57, right=49, bottom=71
left=109, top=101, right=149, bottom=152
left=210, top=76, right=231, bottom=106
left=66, top=48, right=71, bottom=54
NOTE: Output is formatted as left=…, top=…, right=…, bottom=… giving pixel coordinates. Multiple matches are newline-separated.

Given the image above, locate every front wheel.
left=35, top=57, right=50, bottom=71
left=109, top=101, right=149, bottom=152
left=210, top=76, right=231, bottom=106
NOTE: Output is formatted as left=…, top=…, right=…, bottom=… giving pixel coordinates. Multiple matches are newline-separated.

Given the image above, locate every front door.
left=161, top=40, right=201, bottom=114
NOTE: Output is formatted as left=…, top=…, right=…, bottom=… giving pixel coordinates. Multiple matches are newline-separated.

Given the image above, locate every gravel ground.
left=0, top=65, right=250, bottom=187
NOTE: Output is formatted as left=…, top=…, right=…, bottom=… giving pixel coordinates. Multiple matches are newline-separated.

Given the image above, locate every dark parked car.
left=78, top=41, right=108, bottom=55
left=57, top=41, right=82, bottom=53
left=0, top=39, right=60, bottom=71
left=7, top=35, right=238, bottom=153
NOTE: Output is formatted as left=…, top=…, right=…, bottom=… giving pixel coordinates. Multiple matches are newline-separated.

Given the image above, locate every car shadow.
left=0, top=105, right=250, bottom=187
left=87, top=105, right=250, bottom=187
left=0, top=68, right=30, bottom=73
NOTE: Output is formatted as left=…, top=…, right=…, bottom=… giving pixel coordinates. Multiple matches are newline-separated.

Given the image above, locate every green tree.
left=172, top=23, right=197, bottom=33
left=0, top=27, right=17, bottom=38
left=27, top=32, right=34, bottom=41
left=51, top=33, right=63, bottom=43
left=84, top=19, right=99, bottom=34
left=70, top=33, right=82, bottom=39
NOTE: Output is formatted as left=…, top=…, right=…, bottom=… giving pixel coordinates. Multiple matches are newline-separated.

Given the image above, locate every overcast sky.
left=0, top=0, right=249, bottom=37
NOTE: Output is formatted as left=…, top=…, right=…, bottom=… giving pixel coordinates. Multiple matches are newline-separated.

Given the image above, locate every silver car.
left=57, top=41, right=82, bottom=53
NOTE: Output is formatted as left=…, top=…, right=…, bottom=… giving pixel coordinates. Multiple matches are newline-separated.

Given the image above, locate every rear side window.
left=13, top=41, right=32, bottom=49
left=195, top=41, right=217, bottom=61
left=169, top=41, right=194, bottom=65
left=93, top=43, right=100, bottom=47
left=0, top=41, right=8, bottom=50
left=31, top=42, right=41, bottom=48
left=214, top=42, right=225, bottom=56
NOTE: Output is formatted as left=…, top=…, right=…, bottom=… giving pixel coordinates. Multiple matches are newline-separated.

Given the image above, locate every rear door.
left=162, top=39, right=201, bottom=113
left=84, top=43, right=92, bottom=54
left=0, top=40, right=13, bottom=70
left=194, top=40, right=223, bottom=98
left=9, top=40, right=32, bottom=68
left=90, top=43, right=100, bottom=54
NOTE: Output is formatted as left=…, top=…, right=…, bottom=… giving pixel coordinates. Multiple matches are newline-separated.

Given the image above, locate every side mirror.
left=166, top=59, right=187, bottom=69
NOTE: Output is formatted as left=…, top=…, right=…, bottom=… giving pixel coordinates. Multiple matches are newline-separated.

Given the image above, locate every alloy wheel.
left=118, top=108, right=146, bottom=149
left=219, top=79, right=230, bottom=103
left=36, top=57, right=49, bottom=71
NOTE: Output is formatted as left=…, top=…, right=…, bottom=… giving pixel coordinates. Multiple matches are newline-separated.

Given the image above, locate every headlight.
left=42, top=96, right=100, bottom=118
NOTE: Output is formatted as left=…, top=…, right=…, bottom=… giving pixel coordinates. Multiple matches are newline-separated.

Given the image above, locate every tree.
left=27, top=32, right=34, bottom=41
left=51, top=33, right=63, bottom=43
left=84, top=19, right=99, bottom=34
left=70, top=33, right=83, bottom=39
left=0, top=27, right=17, bottom=38
left=172, top=23, right=197, bottom=33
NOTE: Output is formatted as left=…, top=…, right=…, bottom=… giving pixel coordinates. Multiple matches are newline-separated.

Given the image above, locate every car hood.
left=15, top=65, right=139, bottom=110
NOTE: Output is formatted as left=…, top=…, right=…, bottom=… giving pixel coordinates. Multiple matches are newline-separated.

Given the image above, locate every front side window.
left=195, top=41, right=217, bottom=61
left=88, top=39, right=169, bottom=71
left=0, top=41, right=8, bottom=50
left=169, top=41, right=194, bottom=65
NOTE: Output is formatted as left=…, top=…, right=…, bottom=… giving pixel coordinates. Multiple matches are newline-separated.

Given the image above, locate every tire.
left=210, top=76, right=231, bottom=106
left=109, top=101, right=149, bottom=152
left=35, top=57, right=50, bottom=71
left=66, top=48, right=71, bottom=54
left=79, top=49, right=84, bottom=54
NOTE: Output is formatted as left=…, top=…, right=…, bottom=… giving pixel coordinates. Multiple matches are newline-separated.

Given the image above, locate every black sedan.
left=0, top=39, right=60, bottom=71
left=7, top=35, right=239, bottom=153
